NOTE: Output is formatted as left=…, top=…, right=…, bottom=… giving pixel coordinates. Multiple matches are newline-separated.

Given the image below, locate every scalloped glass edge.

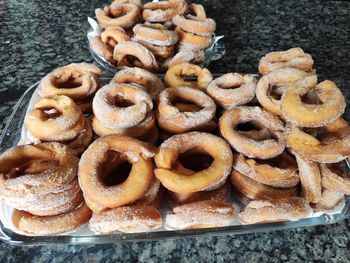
left=0, top=80, right=349, bottom=246
left=86, top=17, right=226, bottom=76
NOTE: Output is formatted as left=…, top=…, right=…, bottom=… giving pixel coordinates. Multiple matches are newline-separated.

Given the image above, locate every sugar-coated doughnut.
left=155, top=132, right=233, bottom=193
left=188, top=3, right=206, bottom=19
left=101, top=27, right=130, bottom=47
left=206, top=73, right=257, bottom=109
left=173, top=14, right=216, bottom=37
left=239, top=198, right=311, bottom=225
left=161, top=49, right=205, bottom=70
left=321, top=163, right=350, bottom=195
left=312, top=189, right=344, bottom=213
left=133, top=38, right=175, bottom=60
left=112, top=0, right=142, bottom=8
left=133, top=24, right=178, bottom=46
left=175, top=27, right=212, bottom=48
left=165, top=200, right=234, bottom=230
left=142, top=0, right=188, bottom=22
left=219, top=106, right=286, bottom=159
left=89, top=36, right=115, bottom=65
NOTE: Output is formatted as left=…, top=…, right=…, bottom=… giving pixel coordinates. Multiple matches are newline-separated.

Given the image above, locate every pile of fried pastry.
left=89, top=0, right=216, bottom=72
left=1, top=47, right=349, bottom=236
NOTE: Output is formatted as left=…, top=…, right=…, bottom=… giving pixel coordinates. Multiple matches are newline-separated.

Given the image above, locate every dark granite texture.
left=1, top=0, right=350, bottom=262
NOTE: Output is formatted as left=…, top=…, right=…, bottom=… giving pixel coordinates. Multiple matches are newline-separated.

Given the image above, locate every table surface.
left=1, top=0, right=350, bottom=262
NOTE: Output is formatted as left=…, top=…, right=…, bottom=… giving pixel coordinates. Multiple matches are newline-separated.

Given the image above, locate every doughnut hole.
left=178, top=149, right=214, bottom=172
left=113, top=94, right=135, bottom=108
left=171, top=96, right=203, bottom=113
left=269, top=85, right=286, bottom=100
left=8, top=159, right=59, bottom=179
left=236, top=120, right=274, bottom=141
left=54, top=75, right=83, bottom=90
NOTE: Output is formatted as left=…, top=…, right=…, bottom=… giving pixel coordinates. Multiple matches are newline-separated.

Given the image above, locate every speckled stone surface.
left=1, top=0, right=350, bottom=262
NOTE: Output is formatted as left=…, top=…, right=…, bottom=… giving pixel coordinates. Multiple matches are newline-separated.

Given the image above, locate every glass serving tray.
left=0, top=79, right=349, bottom=246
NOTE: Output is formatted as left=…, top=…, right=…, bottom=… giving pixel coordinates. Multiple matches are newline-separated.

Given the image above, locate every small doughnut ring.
left=233, top=153, right=300, bottom=188
left=206, top=73, right=257, bottom=109
left=312, top=189, right=344, bottom=213
left=175, top=27, right=212, bottom=48
left=113, top=41, right=158, bottom=72
left=89, top=205, right=162, bottom=234
left=78, top=135, right=156, bottom=212
left=165, top=63, right=213, bottom=90
left=66, top=119, right=93, bottom=156
left=111, top=67, right=164, bottom=100
left=165, top=200, right=234, bottom=230
left=321, top=163, right=350, bottom=195
left=155, top=132, right=233, bottom=193
left=188, top=3, right=206, bottom=19
left=157, top=86, right=216, bottom=133
left=39, top=63, right=101, bottom=101
left=230, top=170, right=298, bottom=200
left=322, top=118, right=348, bottom=134
left=96, top=3, right=141, bottom=29
left=133, top=38, right=175, bottom=60
left=93, top=83, right=153, bottom=129
left=133, top=24, right=178, bottom=46
left=256, top=67, right=317, bottom=116
left=89, top=36, right=115, bottom=64
left=281, top=80, right=346, bottom=128
left=259, top=47, right=314, bottom=75
left=161, top=49, right=206, bottom=70
left=219, top=106, right=286, bottom=159
left=112, top=0, right=142, bottom=8
left=285, top=125, right=350, bottom=163
left=142, top=0, right=188, bottom=22
left=239, top=198, right=310, bottom=225
left=173, top=15, right=216, bottom=37
left=12, top=202, right=91, bottom=235
left=101, top=27, right=130, bottom=47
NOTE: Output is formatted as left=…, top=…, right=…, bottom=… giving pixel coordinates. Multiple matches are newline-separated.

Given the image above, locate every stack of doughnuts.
left=90, top=0, right=217, bottom=72
left=0, top=143, right=91, bottom=235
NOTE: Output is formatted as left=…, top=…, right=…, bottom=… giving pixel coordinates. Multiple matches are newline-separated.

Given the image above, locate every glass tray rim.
left=0, top=80, right=349, bottom=246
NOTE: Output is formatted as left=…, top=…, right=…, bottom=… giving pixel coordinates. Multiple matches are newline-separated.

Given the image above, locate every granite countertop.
left=1, top=0, right=350, bottom=262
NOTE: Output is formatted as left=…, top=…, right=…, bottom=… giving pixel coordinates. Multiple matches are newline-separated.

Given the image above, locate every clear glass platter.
left=0, top=79, right=349, bottom=246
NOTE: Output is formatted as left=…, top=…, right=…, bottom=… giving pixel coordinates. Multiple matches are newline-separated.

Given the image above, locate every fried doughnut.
left=39, top=63, right=101, bottom=101
left=256, top=67, right=317, bottom=116
left=113, top=41, right=158, bottom=72
left=12, top=202, right=91, bottom=235
left=239, top=198, right=311, bottom=225
left=312, top=189, right=345, bottom=213
left=26, top=95, right=85, bottom=142
left=133, top=38, right=175, bottom=60
left=233, top=153, right=300, bottom=188
left=320, top=163, right=350, bottom=195
left=293, top=152, right=321, bottom=203
left=165, top=200, right=234, bottom=230
left=164, top=63, right=213, bottom=90
left=230, top=170, right=298, bottom=200
left=89, top=205, right=162, bottom=234
left=78, top=135, right=156, bottom=212
left=95, top=3, right=141, bottom=29
left=219, top=106, right=286, bottom=159
left=173, top=15, right=216, bottom=37
left=322, top=118, right=348, bottom=134
left=142, top=0, right=188, bottom=22
left=112, top=0, right=142, bottom=8
left=281, top=80, right=346, bottom=127
left=89, top=36, right=115, bottom=64
left=156, top=86, right=216, bottom=133
left=259, top=47, right=314, bottom=75
left=133, top=24, right=178, bottom=46
left=101, top=27, right=130, bottom=47
left=66, top=119, right=93, bottom=156
left=285, top=125, right=350, bottom=163
left=206, top=73, right=257, bottom=109
left=111, top=67, right=164, bottom=100
left=135, top=178, right=162, bottom=207
left=175, top=27, right=212, bottom=48
left=188, top=3, right=206, bottom=19
left=155, top=132, right=233, bottom=193
left=93, top=83, right=153, bottom=129
left=161, top=49, right=205, bottom=70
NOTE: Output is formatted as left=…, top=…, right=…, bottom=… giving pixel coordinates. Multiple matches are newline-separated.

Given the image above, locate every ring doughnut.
left=188, top=3, right=206, bottom=19
left=78, top=135, right=156, bottom=212
left=156, top=86, right=216, bottom=133
left=175, top=27, right=212, bottom=48
left=89, top=36, right=115, bottom=65
left=161, top=49, right=205, bottom=70
left=165, top=200, right=234, bottom=230
left=12, top=202, right=91, bottom=235
left=293, top=152, right=321, bottom=203
left=111, top=67, right=164, bottom=100
left=239, top=198, right=310, bottom=225
left=285, top=125, right=350, bottom=163
left=322, top=118, right=348, bottom=134
left=219, top=106, right=286, bottom=159
left=142, top=0, right=188, bottom=22
left=39, top=63, right=101, bottom=102
left=66, top=119, right=93, bottom=156
left=135, top=178, right=162, bottom=207
left=26, top=95, right=85, bottom=142
left=89, top=205, right=162, bottom=234
left=281, top=80, right=346, bottom=127
left=256, top=67, right=317, bottom=116
left=321, top=163, right=350, bottom=195
left=113, top=41, right=158, bottom=72
left=312, top=189, right=344, bottom=213
left=133, top=24, right=178, bottom=46
left=133, top=38, right=175, bottom=60
left=259, top=47, right=314, bottom=75
left=93, top=83, right=153, bottom=129
left=155, top=132, right=233, bottom=193
left=233, top=153, right=300, bottom=188
left=173, top=15, right=216, bottom=37
left=230, top=170, right=298, bottom=200
left=112, top=0, right=142, bottom=8
left=101, top=27, right=130, bottom=47
left=96, top=3, right=141, bottom=29
left=206, top=73, right=257, bottom=109
left=164, top=63, right=213, bottom=90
